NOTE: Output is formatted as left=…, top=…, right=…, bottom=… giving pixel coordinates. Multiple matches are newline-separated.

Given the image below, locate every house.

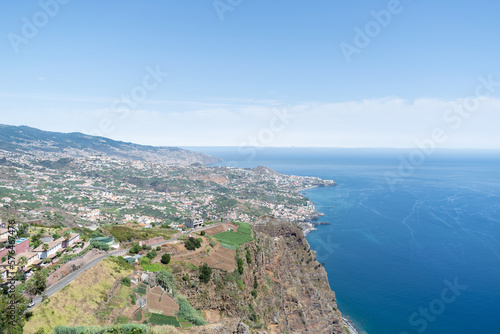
left=33, top=239, right=63, bottom=259
left=61, top=233, right=80, bottom=248
left=184, top=217, right=203, bottom=229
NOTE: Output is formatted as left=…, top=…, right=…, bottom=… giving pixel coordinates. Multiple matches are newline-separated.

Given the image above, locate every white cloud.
left=1, top=97, right=499, bottom=148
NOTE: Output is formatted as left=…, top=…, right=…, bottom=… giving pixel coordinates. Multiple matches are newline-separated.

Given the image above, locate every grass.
left=141, top=263, right=164, bottom=272
left=24, top=258, right=133, bottom=334
left=214, top=222, right=253, bottom=247
left=149, top=314, right=180, bottom=327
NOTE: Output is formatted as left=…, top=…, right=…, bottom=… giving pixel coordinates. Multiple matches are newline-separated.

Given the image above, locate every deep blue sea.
left=185, top=147, right=500, bottom=334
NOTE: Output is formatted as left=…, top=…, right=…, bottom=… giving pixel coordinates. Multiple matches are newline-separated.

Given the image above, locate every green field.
left=149, top=314, right=180, bottom=327
left=141, top=263, right=164, bottom=272
left=214, top=222, right=252, bottom=247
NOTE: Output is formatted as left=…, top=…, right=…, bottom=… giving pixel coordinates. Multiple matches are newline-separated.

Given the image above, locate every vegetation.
left=156, top=269, right=175, bottom=293
left=184, top=237, right=202, bottom=251
left=176, top=295, right=207, bottom=326
left=53, top=324, right=148, bottom=333
left=214, top=222, right=252, bottom=248
left=198, top=264, right=212, bottom=283
left=246, top=248, right=252, bottom=264
left=237, top=257, right=244, bottom=275
left=89, top=241, right=109, bottom=251
left=146, top=250, right=157, bottom=259
left=161, top=253, right=171, bottom=265
left=121, top=277, right=131, bottom=287
left=149, top=314, right=180, bottom=327
left=129, top=243, right=141, bottom=254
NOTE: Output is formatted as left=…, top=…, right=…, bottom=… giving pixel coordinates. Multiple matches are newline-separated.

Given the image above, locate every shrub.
left=237, top=258, right=244, bottom=275
left=176, top=295, right=207, bottom=326
left=161, top=253, right=171, bottom=265
left=157, top=269, right=175, bottom=292
left=121, top=277, right=131, bottom=287
left=246, top=249, right=252, bottom=264
left=156, top=246, right=161, bottom=251
left=200, top=231, right=205, bottom=236
left=199, top=264, right=212, bottom=283
left=129, top=243, right=141, bottom=254
left=146, top=250, right=157, bottom=259
left=184, top=237, right=201, bottom=251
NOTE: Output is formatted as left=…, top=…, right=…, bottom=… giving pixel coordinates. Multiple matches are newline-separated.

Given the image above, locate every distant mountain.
left=0, top=124, right=221, bottom=165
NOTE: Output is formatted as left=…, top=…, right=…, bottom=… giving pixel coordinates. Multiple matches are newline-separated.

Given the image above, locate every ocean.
left=184, top=147, right=500, bottom=334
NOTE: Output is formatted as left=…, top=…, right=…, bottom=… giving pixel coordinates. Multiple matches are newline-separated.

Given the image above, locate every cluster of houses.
left=0, top=227, right=81, bottom=281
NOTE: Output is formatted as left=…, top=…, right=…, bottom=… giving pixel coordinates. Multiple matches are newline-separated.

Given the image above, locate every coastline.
left=298, top=186, right=364, bottom=334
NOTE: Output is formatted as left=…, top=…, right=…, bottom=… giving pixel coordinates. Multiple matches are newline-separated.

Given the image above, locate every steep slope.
left=182, top=216, right=345, bottom=334
left=0, top=124, right=220, bottom=165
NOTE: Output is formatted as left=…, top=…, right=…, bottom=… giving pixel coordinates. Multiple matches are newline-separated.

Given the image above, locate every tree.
left=129, top=243, right=141, bottom=254
left=52, top=233, right=61, bottom=240
left=199, top=264, right=212, bottom=283
left=246, top=249, right=252, bottom=264
left=157, top=268, right=175, bottom=292
left=161, top=253, right=171, bottom=265
left=237, top=258, right=244, bottom=275
left=0, top=290, right=28, bottom=333
left=156, top=246, right=161, bottom=251
left=121, top=277, right=131, bottom=287
left=184, top=237, right=202, bottom=251
left=63, top=230, right=71, bottom=241
left=200, top=231, right=205, bottom=236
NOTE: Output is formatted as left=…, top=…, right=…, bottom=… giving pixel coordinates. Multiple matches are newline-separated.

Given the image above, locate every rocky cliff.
left=182, top=216, right=345, bottom=334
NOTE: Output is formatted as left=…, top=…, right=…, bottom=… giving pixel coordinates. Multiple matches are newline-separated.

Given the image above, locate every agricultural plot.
left=135, top=283, right=147, bottom=295
left=189, top=245, right=236, bottom=271
left=214, top=222, right=253, bottom=247
left=149, top=314, right=180, bottom=327
left=147, top=286, right=179, bottom=317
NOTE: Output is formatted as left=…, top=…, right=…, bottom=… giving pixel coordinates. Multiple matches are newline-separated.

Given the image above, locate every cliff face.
left=183, top=216, right=344, bottom=334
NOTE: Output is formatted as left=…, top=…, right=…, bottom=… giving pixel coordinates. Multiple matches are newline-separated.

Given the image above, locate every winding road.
left=31, top=223, right=223, bottom=308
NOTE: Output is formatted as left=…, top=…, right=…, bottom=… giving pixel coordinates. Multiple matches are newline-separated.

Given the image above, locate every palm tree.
left=42, top=243, right=49, bottom=258
left=18, top=256, right=27, bottom=268
left=63, top=230, right=71, bottom=248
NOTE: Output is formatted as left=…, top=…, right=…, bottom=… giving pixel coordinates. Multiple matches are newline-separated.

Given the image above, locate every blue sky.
left=1, top=0, right=499, bottom=148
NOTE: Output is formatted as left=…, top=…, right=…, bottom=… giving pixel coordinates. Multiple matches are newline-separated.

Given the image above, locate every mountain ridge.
left=0, top=124, right=221, bottom=165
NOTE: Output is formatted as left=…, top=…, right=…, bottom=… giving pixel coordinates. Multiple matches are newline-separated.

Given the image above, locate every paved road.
left=31, top=223, right=223, bottom=308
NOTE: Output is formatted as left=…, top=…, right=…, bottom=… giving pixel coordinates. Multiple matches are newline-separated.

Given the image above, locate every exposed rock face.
left=183, top=216, right=344, bottom=334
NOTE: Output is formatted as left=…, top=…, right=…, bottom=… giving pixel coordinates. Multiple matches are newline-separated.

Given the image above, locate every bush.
left=184, top=237, right=202, bottom=251
left=140, top=257, right=151, bottom=265
left=121, top=277, right=131, bottom=287
left=199, top=264, right=212, bottom=283
left=200, top=231, right=205, bottom=236
left=146, top=250, right=157, bottom=259
left=237, top=258, right=244, bottom=275
left=90, top=241, right=109, bottom=251
left=161, top=253, right=171, bottom=265
left=129, top=243, right=141, bottom=254
left=156, top=246, right=161, bottom=251
left=176, top=295, right=207, bottom=326
left=246, top=249, right=252, bottom=264
left=157, top=269, right=175, bottom=292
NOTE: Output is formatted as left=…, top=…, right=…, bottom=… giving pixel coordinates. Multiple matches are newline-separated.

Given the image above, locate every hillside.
left=0, top=124, right=220, bottom=165
left=24, top=217, right=346, bottom=334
